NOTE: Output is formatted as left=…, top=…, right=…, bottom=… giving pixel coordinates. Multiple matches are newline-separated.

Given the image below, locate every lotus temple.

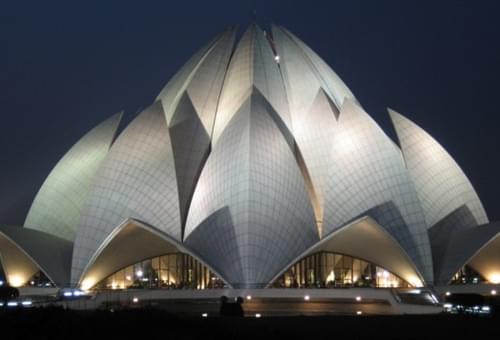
left=1, top=25, right=499, bottom=313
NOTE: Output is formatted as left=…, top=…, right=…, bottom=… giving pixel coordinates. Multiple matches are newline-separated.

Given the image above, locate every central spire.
left=212, top=24, right=292, bottom=146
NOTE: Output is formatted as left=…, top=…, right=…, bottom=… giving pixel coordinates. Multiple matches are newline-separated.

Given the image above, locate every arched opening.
left=0, top=226, right=72, bottom=287
left=95, top=252, right=225, bottom=290
left=270, top=251, right=412, bottom=288
left=14, top=270, right=54, bottom=288
left=0, top=231, right=56, bottom=288
left=0, top=233, right=39, bottom=287
left=466, top=233, right=500, bottom=284
left=436, top=223, right=500, bottom=285
left=447, top=233, right=500, bottom=285
left=450, top=265, right=487, bottom=285
left=78, top=219, right=230, bottom=290
left=267, top=216, right=425, bottom=288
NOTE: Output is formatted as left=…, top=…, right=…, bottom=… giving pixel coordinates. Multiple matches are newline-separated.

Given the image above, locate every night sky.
left=1, top=0, right=499, bottom=225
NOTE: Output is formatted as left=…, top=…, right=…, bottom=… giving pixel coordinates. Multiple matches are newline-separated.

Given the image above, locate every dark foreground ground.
left=1, top=307, right=500, bottom=339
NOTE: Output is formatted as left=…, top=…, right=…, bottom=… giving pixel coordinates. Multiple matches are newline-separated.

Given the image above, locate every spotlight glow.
left=489, top=274, right=500, bottom=284
left=8, top=275, right=25, bottom=288
left=355, top=296, right=362, bottom=302
left=304, top=295, right=310, bottom=301
left=80, top=278, right=96, bottom=291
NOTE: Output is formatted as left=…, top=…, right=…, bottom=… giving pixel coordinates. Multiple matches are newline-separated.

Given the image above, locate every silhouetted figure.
left=219, top=296, right=244, bottom=317
left=0, top=285, right=19, bottom=302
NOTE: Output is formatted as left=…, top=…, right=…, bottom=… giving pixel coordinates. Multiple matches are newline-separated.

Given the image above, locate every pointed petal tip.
left=113, top=110, right=124, bottom=120
left=387, top=107, right=401, bottom=116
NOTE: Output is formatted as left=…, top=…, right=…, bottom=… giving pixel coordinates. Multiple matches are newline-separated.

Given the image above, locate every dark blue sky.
left=1, top=0, right=499, bottom=224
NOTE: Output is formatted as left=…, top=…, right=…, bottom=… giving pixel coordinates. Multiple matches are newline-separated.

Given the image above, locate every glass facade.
left=272, top=252, right=411, bottom=288
left=97, top=253, right=225, bottom=290
left=24, top=271, right=54, bottom=287
left=451, top=265, right=486, bottom=285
